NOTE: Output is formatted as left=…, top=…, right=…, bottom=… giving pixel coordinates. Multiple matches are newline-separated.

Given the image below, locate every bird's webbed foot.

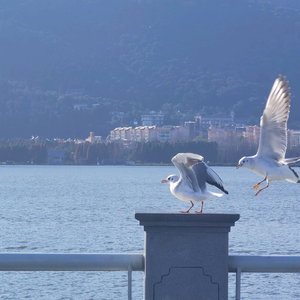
left=253, top=183, right=259, bottom=190
left=180, top=201, right=194, bottom=213
left=253, top=177, right=267, bottom=190
left=194, top=201, right=204, bottom=214
left=254, top=182, right=269, bottom=196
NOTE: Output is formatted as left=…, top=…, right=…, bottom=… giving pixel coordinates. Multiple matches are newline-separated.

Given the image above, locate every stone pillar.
left=135, top=210, right=239, bottom=300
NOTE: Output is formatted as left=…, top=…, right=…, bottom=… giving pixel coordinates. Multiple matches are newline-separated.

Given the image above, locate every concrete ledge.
left=135, top=210, right=240, bottom=231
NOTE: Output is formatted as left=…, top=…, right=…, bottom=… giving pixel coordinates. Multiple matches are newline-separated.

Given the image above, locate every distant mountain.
left=1, top=0, right=300, bottom=138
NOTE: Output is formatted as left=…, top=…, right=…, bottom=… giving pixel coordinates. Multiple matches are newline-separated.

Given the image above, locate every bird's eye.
left=243, top=160, right=245, bottom=163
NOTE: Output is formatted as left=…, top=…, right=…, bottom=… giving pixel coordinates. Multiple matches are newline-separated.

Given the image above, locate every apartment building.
left=208, top=125, right=260, bottom=145
left=208, top=125, right=296, bottom=150
left=108, top=124, right=191, bottom=143
left=144, top=126, right=158, bottom=142
left=243, top=125, right=260, bottom=145
left=195, top=115, right=234, bottom=133
left=208, top=127, right=236, bottom=144
left=141, top=112, right=164, bottom=127
left=291, top=130, right=300, bottom=147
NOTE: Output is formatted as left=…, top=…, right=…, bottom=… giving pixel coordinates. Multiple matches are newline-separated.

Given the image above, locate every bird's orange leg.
left=254, top=182, right=269, bottom=196
left=180, top=201, right=194, bottom=213
left=253, top=177, right=267, bottom=190
left=195, top=201, right=204, bottom=214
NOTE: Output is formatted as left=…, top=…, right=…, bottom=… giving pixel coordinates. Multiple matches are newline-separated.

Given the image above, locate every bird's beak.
left=161, top=179, right=168, bottom=183
left=236, top=164, right=242, bottom=169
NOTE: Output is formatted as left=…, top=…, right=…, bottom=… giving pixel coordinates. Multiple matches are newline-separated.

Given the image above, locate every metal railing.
left=1, top=253, right=300, bottom=300
left=0, top=253, right=144, bottom=300
left=228, top=255, right=300, bottom=300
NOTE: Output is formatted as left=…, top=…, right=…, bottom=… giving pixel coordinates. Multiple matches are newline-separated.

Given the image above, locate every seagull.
left=162, top=153, right=228, bottom=213
left=237, top=75, right=300, bottom=196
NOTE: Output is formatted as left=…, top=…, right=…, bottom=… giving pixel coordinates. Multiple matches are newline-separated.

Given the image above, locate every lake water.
left=0, top=165, right=300, bottom=299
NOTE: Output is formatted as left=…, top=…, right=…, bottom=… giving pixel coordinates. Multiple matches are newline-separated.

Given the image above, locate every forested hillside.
left=1, top=0, right=300, bottom=138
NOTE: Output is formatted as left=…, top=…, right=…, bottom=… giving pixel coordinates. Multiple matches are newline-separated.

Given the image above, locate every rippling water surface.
left=0, top=165, right=300, bottom=299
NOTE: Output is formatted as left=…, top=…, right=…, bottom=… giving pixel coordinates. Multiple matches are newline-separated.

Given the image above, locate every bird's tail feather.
left=210, top=191, right=223, bottom=198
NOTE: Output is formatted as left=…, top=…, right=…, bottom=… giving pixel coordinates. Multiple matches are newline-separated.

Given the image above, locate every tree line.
left=81, top=140, right=218, bottom=164
left=0, top=144, right=47, bottom=164
left=0, top=139, right=218, bottom=164
left=1, top=138, right=299, bottom=165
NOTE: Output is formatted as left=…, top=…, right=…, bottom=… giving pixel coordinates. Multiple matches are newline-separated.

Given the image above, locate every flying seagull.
left=162, top=153, right=228, bottom=213
left=237, top=75, right=300, bottom=196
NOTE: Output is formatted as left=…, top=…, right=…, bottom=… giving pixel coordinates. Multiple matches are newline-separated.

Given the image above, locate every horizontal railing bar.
left=229, top=255, right=300, bottom=273
left=0, top=253, right=144, bottom=272
left=1, top=254, right=300, bottom=274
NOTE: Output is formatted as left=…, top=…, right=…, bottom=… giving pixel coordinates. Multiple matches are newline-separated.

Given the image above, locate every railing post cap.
left=135, top=210, right=240, bottom=228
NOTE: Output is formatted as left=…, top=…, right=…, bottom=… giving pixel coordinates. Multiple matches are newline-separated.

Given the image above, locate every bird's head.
left=161, top=174, right=179, bottom=184
left=237, top=156, right=253, bottom=169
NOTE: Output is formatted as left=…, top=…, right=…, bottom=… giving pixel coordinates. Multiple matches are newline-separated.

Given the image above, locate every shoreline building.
left=195, top=115, right=234, bottom=134
left=292, top=130, right=300, bottom=147
left=208, top=125, right=260, bottom=146
left=208, top=127, right=236, bottom=144
left=86, top=132, right=102, bottom=143
left=141, top=112, right=164, bottom=127
left=47, top=149, right=65, bottom=165
left=108, top=123, right=194, bottom=143
left=243, top=125, right=261, bottom=145
left=208, top=125, right=295, bottom=150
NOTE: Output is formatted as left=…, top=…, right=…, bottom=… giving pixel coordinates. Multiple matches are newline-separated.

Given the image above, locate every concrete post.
left=135, top=210, right=239, bottom=300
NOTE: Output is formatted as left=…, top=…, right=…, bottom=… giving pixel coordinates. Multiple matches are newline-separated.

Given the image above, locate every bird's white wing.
left=171, top=153, right=203, bottom=192
left=257, top=75, right=291, bottom=161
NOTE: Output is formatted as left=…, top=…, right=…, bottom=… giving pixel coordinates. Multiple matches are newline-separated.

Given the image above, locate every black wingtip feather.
left=209, top=178, right=229, bottom=195
left=289, top=166, right=299, bottom=179
left=219, top=186, right=229, bottom=195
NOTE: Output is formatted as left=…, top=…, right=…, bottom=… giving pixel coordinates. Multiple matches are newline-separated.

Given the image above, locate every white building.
left=141, top=112, right=164, bottom=127
left=291, top=130, right=300, bottom=147
left=108, top=124, right=192, bottom=143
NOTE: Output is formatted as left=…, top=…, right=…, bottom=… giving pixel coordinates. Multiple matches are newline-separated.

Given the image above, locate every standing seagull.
left=237, top=75, right=300, bottom=196
left=162, top=153, right=228, bottom=213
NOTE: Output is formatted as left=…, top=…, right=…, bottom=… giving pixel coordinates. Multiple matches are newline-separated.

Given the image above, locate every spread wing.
left=257, top=75, right=290, bottom=161
left=192, top=162, right=228, bottom=194
left=171, top=153, right=203, bottom=192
